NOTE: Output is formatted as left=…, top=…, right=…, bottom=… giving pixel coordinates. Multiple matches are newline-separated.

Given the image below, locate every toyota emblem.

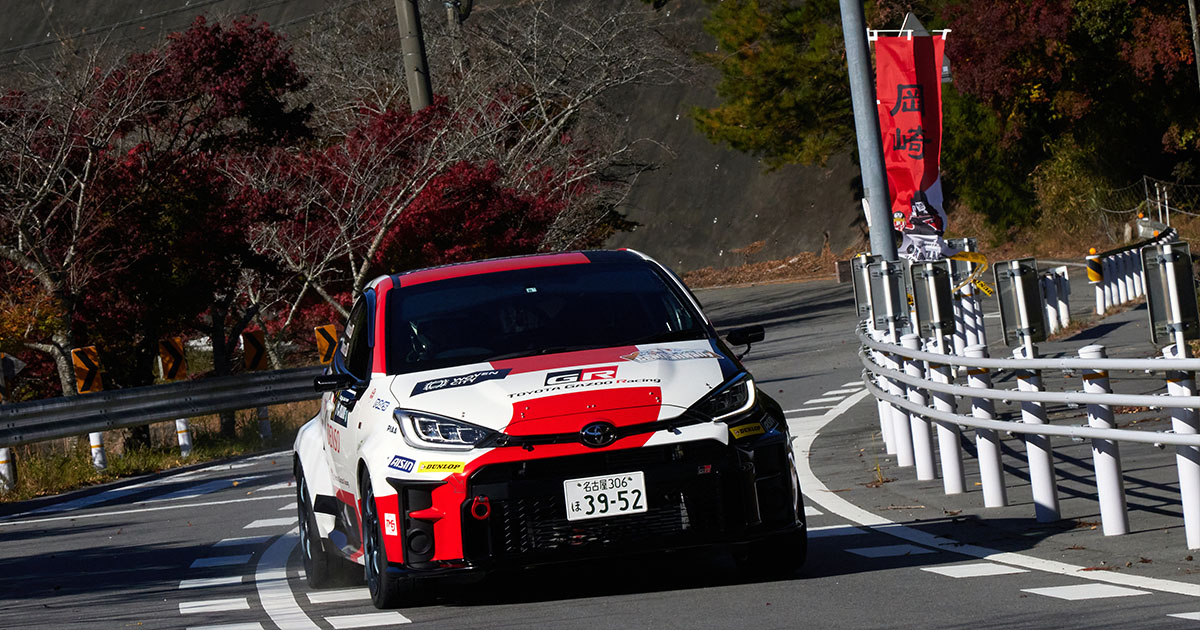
left=579, top=421, right=617, bottom=448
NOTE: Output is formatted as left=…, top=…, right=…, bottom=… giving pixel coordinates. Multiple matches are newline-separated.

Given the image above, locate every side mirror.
left=726, top=325, right=765, bottom=346
left=726, top=325, right=765, bottom=360
left=314, top=371, right=358, bottom=393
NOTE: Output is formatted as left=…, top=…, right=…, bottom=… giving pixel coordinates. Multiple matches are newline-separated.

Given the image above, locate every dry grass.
left=0, top=400, right=318, bottom=502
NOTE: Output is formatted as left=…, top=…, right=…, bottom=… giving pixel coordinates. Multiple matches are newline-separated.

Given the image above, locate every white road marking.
left=841, top=381, right=864, bottom=387
left=278, top=502, right=298, bottom=511
left=257, top=482, right=296, bottom=492
left=784, top=405, right=836, bottom=415
left=190, top=555, right=253, bottom=569
left=845, top=544, right=936, bottom=558
left=922, top=563, right=1029, bottom=578
left=792, top=388, right=1200, bottom=598
left=147, top=476, right=267, bottom=503
left=1022, top=584, right=1149, bottom=601
left=179, top=598, right=251, bottom=614
left=808, top=525, right=867, bottom=537
left=245, top=517, right=297, bottom=529
left=803, top=396, right=843, bottom=404
left=1168, top=612, right=1200, bottom=621
left=185, top=623, right=264, bottom=630
left=0, top=493, right=294, bottom=528
left=307, top=588, right=371, bottom=604
left=215, top=535, right=274, bottom=547
left=179, top=576, right=245, bottom=589
left=326, top=612, right=412, bottom=628
left=803, top=506, right=822, bottom=516
left=824, top=388, right=862, bottom=395
left=256, top=528, right=320, bottom=630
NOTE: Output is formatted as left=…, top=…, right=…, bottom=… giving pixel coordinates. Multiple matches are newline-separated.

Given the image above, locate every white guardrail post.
left=0, top=447, right=12, bottom=491
left=89, top=431, right=107, bottom=470
left=1087, top=253, right=1104, bottom=315
left=1054, top=266, right=1071, bottom=329
left=870, top=329, right=896, bottom=454
left=930, top=335, right=965, bottom=494
left=1116, top=254, right=1130, bottom=305
left=887, top=344, right=916, bottom=468
left=902, top=334, right=936, bottom=480
left=1012, top=344, right=1060, bottom=522
left=1102, top=256, right=1115, bottom=310
left=1164, top=343, right=1200, bottom=549
left=961, top=285, right=978, bottom=349
left=966, top=344, right=1007, bottom=507
left=1079, top=344, right=1130, bottom=535
left=1041, top=274, right=1058, bottom=336
left=952, top=295, right=966, bottom=355
left=175, top=419, right=193, bottom=457
left=972, top=289, right=988, bottom=347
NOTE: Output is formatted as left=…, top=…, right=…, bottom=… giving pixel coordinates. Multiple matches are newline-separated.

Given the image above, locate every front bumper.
left=385, top=428, right=803, bottom=574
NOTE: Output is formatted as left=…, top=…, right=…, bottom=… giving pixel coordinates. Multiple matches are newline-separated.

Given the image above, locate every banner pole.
left=838, top=0, right=895, bottom=261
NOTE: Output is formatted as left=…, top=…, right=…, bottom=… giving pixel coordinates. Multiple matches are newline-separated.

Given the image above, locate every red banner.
left=876, top=34, right=948, bottom=260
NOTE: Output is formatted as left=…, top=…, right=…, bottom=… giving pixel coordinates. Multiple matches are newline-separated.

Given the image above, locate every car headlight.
left=394, top=409, right=495, bottom=450
left=692, top=375, right=756, bottom=421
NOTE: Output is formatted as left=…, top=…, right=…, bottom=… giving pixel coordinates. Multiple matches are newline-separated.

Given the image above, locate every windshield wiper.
left=624, top=329, right=707, bottom=346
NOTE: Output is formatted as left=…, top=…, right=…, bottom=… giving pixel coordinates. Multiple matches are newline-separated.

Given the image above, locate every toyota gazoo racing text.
left=293, top=250, right=807, bottom=608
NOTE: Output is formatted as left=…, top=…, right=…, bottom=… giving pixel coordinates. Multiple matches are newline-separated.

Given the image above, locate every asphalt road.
left=4, top=275, right=1200, bottom=629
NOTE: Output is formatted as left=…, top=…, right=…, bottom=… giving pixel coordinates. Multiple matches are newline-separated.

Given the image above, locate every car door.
left=327, top=296, right=372, bottom=495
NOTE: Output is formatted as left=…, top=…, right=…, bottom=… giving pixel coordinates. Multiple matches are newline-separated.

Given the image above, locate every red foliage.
left=376, top=161, right=564, bottom=271
left=944, top=0, right=1072, bottom=108
left=1121, top=6, right=1195, bottom=83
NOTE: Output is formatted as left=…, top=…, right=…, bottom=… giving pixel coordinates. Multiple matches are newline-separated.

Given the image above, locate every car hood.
left=388, top=340, right=741, bottom=435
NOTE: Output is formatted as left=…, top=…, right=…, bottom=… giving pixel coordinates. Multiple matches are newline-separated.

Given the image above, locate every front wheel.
left=296, top=465, right=333, bottom=588
left=362, top=477, right=419, bottom=609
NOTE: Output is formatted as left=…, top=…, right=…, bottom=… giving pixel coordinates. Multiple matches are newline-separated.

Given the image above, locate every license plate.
left=563, top=471, right=648, bottom=521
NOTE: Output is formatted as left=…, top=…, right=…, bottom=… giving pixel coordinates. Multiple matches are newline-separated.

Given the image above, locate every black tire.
left=296, top=464, right=333, bottom=588
left=734, top=526, right=808, bottom=578
left=362, top=477, right=419, bottom=609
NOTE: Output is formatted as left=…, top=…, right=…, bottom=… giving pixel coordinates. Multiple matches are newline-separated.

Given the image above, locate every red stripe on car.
left=506, top=387, right=663, bottom=434
left=397, top=252, right=590, bottom=287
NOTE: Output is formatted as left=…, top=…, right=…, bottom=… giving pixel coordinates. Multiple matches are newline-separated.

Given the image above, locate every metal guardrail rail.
left=0, top=366, right=323, bottom=448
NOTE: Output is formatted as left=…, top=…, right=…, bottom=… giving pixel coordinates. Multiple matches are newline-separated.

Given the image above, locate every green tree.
left=693, top=0, right=854, bottom=168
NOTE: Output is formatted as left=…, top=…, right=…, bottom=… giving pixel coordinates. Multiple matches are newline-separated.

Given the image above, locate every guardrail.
left=858, top=324, right=1200, bottom=549
left=0, top=366, right=323, bottom=489
left=1086, top=227, right=1176, bottom=314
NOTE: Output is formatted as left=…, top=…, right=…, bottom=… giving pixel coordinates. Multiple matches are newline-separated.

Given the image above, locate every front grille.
left=463, top=441, right=736, bottom=564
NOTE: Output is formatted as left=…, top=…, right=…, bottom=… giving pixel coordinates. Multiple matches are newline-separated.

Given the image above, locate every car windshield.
left=384, top=262, right=707, bottom=374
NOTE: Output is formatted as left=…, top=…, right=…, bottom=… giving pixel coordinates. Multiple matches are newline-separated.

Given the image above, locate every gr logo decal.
left=383, top=512, right=398, bottom=536
left=545, top=366, right=617, bottom=386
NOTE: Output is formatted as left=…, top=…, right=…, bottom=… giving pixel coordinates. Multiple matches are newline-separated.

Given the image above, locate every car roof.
left=390, top=250, right=651, bottom=288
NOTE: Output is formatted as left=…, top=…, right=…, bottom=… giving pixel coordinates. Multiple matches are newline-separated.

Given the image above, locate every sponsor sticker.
left=418, top=461, right=465, bottom=474
left=372, top=398, right=391, bottom=411
left=388, top=455, right=416, bottom=473
left=383, top=512, right=398, bottom=536
left=411, top=368, right=511, bottom=396
left=620, top=348, right=720, bottom=363
left=729, top=422, right=765, bottom=440
left=545, top=365, right=617, bottom=386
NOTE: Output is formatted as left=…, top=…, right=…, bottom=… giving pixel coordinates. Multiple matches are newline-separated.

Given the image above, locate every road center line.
left=791, top=389, right=1200, bottom=599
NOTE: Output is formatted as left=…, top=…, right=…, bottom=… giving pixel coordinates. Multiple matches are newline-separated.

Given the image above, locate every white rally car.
left=294, top=250, right=806, bottom=608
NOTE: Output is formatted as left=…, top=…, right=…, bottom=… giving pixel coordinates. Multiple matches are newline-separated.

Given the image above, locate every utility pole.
left=395, top=0, right=433, bottom=112
left=838, top=0, right=896, bottom=261
left=1189, top=0, right=1200, bottom=97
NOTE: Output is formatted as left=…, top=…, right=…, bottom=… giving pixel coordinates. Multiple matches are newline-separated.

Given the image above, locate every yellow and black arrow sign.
left=159, top=337, right=188, bottom=381
left=315, top=325, right=338, bottom=365
left=242, top=330, right=267, bottom=371
left=72, top=346, right=103, bottom=394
